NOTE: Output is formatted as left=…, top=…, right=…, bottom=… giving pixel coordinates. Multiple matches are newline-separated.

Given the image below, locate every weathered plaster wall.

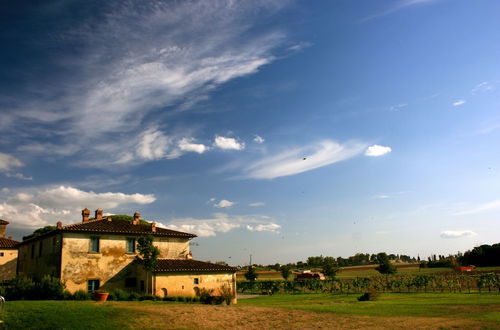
left=61, top=233, right=190, bottom=292
left=17, top=234, right=62, bottom=280
left=0, top=248, right=18, bottom=281
left=154, top=272, right=236, bottom=303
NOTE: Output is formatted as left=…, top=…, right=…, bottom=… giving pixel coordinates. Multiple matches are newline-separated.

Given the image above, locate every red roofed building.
left=0, top=219, right=20, bottom=281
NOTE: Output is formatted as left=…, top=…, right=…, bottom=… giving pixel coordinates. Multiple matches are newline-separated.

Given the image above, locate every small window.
left=39, top=241, right=43, bottom=257
left=126, top=238, right=135, bottom=253
left=31, top=244, right=35, bottom=259
left=87, top=279, right=100, bottom=293
left=125, top=277, right=137, bottom=288
left=89, top=237, right=100, bottom=253
left=193, top=278, right=199, bottom=285
left=0, top=252, right=4, bottom=257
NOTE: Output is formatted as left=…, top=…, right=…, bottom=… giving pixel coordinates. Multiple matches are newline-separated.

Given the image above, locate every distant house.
left=0, top=219, right=19, bottom=281
left=15, top=209, right=237, bottom=302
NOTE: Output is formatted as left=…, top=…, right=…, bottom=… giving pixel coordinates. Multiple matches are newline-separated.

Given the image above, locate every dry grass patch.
left=116, top=303, right=491, bottom=329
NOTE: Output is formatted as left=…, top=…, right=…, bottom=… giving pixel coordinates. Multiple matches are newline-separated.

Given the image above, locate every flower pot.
left=94, top=292, right=109, bottom=302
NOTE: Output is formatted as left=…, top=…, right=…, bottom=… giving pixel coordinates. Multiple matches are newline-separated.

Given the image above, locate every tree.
left=244, top=266, right=258, bottom=281
left=135, top=235, right=160, bottom=294
left=375, top=252, right=397, bottom=275
left=280, top=265, right=292, bottom=280
left=322, top=257, right=339, bottom=278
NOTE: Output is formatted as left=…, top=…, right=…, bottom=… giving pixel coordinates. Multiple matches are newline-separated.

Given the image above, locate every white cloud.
left=440, top=230, right=477, bottom=239
left=244, top=140, right=365, bottom=179
left=214, top=136, right=245, bottom=150
left=361, top=0, right=438, bottom=22
left=390, top=103, right=408, bottom=111
left=454, top=199, right=500, bottom=215
left=3, top=2, right=289, bottom=167
left=246, top=223, right=281, bottom=233
left=162, top=213, right=280, bottom=237
left=253, top=135, right=265, bottom=144
left=249, top=202, right=265, bottom=207
left=213, top=199, right=235, bottom=208
left=178, top=138, right=207, bottom=154
left=5, top=173, right=33, bottom=181
left=471, top=81, right=494, bottom=95
left=0, top=153, right=23, bottom=172
left=452, top=100, right=466, bottom=106
left=365, top=144, right=392, bottom=157
left=374, top=194, right=390, bottom=199
left=0, top=186, right=155, bottom=228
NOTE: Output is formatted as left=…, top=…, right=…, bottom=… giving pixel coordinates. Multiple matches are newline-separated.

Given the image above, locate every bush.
left=219, top=284, right=233, bottom=305
left=5, top=276, right=36, bottom=300
left=128, top=292, right=141, bottom=301
left=163, top=296, right=176, bottom=301
left=63, top=290, right=74, bottom=300
left=37, top=275, right=65, bottom=300
left=358, top=289, right=379, bottom=301
left=199, top=288, right=214, bottom=304
left=108, top=289, right=129, bottom=301
left=139, top=294, right=158, bottom=301
left=73, top=290, right=91, bottom=300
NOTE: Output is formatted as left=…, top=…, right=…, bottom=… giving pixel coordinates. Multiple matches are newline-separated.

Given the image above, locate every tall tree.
left=280, top=265, right=292, bottom=280
left=135, top=235, right=160, bottom=294
left=375, top=252, right=397, bottom=275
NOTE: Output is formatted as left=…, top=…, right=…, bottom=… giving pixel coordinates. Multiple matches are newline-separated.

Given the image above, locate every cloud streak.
left=361, top=0, right=439, bottom=22
left=440, top=230, right=477, bottom=239
left=243, top=140, right=365, bottom=179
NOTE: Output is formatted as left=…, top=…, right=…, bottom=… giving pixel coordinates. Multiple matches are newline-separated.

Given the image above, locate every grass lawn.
left=1, top=293, right=499, bottom=329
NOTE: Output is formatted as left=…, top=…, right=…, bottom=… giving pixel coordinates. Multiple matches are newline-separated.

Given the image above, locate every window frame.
left=87, top=279, right=100, bottom=293
left=126, top=237, right=136, bottom=254
left=193, top=278, right=199, bottom=285
left=89, top=236, right=100, bottom=253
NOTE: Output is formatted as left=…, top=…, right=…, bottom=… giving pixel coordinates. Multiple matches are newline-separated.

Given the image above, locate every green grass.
left=0, top=301, right=135, bottom=330
left=238, top=292, right=500, bottom=322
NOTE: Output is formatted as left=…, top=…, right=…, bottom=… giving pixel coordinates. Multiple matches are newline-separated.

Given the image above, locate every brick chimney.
left=187, top=251, right=193, bottom=260
left=82, top=208, right=90, bottom=222
left=56, top=221, right=62, bottom=229
left=133, top=211, right=141, bottom=225
left=95, top=208, right=103, bottom=221
left=0, top=219, right=9, bottom=238
left=151, top=222, right=156, bottom=232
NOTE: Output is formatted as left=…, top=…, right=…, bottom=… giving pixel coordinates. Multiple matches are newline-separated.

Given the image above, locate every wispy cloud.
left=361, top=0, right=439, bottom=22
left=440, top=230, right=477, bottom=239
left=452, top=100, right=466, bottom=107
left=162, top=213, right=280, bottom=237
left=365, top=145, right=392, bottom=157
left=212, top=199, right=235, bottom=208
left=243, top=140, right=365, bottom=179
left=0, top=186, right=155, bottom=228
left=471, top=81, right=494, bottom=95
left=2, top=1, right=290, bottom=167
left=253, top=135, right=265, bottom=144
left=389, top=103, right=408, bottom=112
left=249, top=202, right=265, bottom=207
left=454, top=199, right=500, bottom=215
left=0, top=153, right=23, bottom=172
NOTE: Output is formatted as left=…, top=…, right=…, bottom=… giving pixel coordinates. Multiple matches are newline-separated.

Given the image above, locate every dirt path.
left=116, top=303, right=492, bottom=329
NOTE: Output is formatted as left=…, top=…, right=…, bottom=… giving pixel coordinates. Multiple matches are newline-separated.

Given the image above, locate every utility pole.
left=249, top=254, right=252, bottom=267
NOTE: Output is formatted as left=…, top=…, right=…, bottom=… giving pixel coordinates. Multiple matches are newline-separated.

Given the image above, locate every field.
left=236, top=265, right=500, bottom=281
left=1, top=293, right=499, bottom=329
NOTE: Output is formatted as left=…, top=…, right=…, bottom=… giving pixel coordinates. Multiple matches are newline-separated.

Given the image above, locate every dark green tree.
left=322, top=257, right=339, bottom=278
left=244, top=266, right=259, bottom=281
left=135, top=235, right=160, bottom=294
left=375, top=252, right=397, bottom=275
left=280, top=265, right=292, bottom=280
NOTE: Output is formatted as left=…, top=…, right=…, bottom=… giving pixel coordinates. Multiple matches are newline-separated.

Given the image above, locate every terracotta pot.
left=94, top=292, right=109, bottom=302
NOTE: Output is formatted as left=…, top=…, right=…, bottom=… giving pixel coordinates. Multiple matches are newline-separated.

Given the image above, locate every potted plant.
left=94, top=290, right=109, bottom=302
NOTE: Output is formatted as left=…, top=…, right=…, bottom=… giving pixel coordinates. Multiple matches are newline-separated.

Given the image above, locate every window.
left=89, top=236, right=100, bottom=253
left=125, top=277, right=137, bottom=288
left=39, top=241, right=43, bottom=257
left=0, top=252, right=4, bottom=257
left=126, top=238, right=135, bottom=253
left=87, top=279, right=100, bottom=293
left=193, top=278, right=199, bottom=284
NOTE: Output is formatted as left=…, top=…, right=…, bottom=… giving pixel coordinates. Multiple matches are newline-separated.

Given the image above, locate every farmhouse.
left=0, top=220, right=19, bottom=281
left=15, top=209, right=237, bottom=302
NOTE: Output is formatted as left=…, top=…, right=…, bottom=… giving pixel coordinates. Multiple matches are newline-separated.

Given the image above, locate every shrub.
left=139, top=294, right=158, bottom=301
left=199, top=288, right=214, bottom=304
left=358, top=289, right=379, bottom=301
left=163, top=296, right=176, bottom=301
left=175, top=296, right=185, bottom=302
left=63, top=290, right=74, bottom=300
left=37, top=275, right=65, bottom=300
left=128, top=292, right=141, bottom=301
left=219, top=283, right=233, bottom=305
left=5, top=276, right=36, bottom=300
left=73, top=290, right=91, bottom=300
left=108, top=289, right=129, bottom=301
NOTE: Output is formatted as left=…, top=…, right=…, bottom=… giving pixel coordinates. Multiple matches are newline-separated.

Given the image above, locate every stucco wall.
left=61, top=233, right=190, bottom=292
left=153, top=272, right=236, bottom=303
left=17, top=234, right=62, bottom=280
left=0, top=248, right=18, bottom=281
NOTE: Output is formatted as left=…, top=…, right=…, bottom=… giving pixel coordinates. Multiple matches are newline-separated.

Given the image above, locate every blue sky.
left=1, top=0, right=499, bottom=265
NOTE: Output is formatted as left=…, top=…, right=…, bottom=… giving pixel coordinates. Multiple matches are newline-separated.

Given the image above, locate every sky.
left=1, top=0, right=499, bottom=265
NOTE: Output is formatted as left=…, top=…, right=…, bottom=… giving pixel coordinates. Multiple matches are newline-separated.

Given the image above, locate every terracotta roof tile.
left=61, top=219, right=197, bottom=238
left=154, top=259, right=237, bottom=273
left=0, top=237, right=19, bottom=248
left=0, top=219, right=9, bottom=225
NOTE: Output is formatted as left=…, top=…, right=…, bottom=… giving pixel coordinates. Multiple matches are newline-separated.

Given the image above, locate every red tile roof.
left=0, top=219, right=9, bottom=225
left=61, top=219, right=196, bottom=238
left=0, top=237, right=19, bottom=248
left=154, top=259, right=237, bottom=273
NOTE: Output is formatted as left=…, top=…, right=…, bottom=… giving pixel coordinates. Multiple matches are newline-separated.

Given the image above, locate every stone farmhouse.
left=0, top=220, right=20, bottom=281
left=13, top=209, right=237, bottom=302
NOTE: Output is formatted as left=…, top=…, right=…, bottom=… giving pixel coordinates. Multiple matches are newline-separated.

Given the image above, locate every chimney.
left=0, top=219, right=7, bottom=238
left=107, top=217, right=112, bottom=222
left=133, top=211, right=141, bottom=225
left=187, top=251, right=193, bottom=260
left=56, top=221, right=62, bottom=229
left=82, top=208, right=90, bottom=222
left=95, top=208, right=103, bottom=221
left=151, top=222, right=156, bottom=232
